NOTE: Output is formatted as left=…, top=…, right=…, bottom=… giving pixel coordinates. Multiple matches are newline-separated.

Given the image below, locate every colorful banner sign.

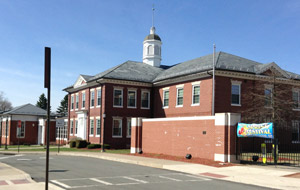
left=237, top=123, right=273, bottom=139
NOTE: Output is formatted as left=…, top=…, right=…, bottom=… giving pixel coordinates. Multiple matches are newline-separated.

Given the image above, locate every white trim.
left=113, top=88, right=123, bottom=108
left=95, top=118, right=101, bottom=137
left=162, top=87, right=170, bottom=90
left=96, top=88, right=102, bottom=107
left=163, top=89, right=169, bottom=108
left=81, top=92, right=86, bottom=109
left=141, top=90, right=150, bottom=109
left=112, top=117, right=122, bottom=138
left=90, top=90, right=95, bottom=108
left=214, top=153, right=237, bottom=163
left=191, top=81, right=201, bottom=85
left=176, top=84, right=184, bottom=88
left=90, top=88, right=95, bottom=91
left=143, top=116, right=215, bottom=122
left=231, top=81, right=241, bottom=106
left=126, top=117, right=131, bottom=138
left=191, top=84, right=200, bottom=106
left=127, top=89, right=137, bottom=108
left=176, top=87, right=184, bottom=106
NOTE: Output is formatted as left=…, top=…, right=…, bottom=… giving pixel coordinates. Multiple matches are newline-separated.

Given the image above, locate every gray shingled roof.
left=65, top=51, right=300, bottom=91
left=2, top=103, right=47, bottom=116
left=81, top=74, right=93, bottom=81
left=88, top=61, right=164, bottom=83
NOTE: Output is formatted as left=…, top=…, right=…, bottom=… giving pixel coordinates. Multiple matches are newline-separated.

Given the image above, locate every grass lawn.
left=0, top=146, right=130, bottom=154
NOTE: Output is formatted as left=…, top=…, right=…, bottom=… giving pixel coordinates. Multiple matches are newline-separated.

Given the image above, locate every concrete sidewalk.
left=1, top=151, right=300, bottom=190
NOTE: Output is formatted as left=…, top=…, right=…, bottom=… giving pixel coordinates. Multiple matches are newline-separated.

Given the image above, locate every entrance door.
left=38, top=125, right=44, bottom=145
left=77, top=113, right=86, bottom=140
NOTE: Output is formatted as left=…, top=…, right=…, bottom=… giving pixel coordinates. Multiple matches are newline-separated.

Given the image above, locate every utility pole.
left=44, top=47, right=51, bottom=190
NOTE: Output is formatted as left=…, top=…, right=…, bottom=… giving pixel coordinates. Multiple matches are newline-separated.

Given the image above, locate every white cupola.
left=143, top=26, right=162, bottom=67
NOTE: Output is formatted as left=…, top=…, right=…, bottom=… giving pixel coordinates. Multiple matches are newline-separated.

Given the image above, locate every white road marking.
left=40, top=157, right=53, bottom=159
left=51, top=180, right=71, bottom=188
left=90, top=178, right=113, bottom=185
left=159, top=175, right=182, bottom=181
left=17, top=159, right=32, bottom=161
left=123, top=176, right=148, bottom=184
left=116, top=182, right=139, bottom=186
left=183, top=174, right=211, bottom=181
left=0, top=154, right=23, bottom=160
left=5, top=180, right=13, bottom=185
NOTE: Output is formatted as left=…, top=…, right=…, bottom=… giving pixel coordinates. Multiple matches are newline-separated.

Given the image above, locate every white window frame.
left=16, top=121, right=25, bottom=138
left=141, top=90, right=150, bottom=109
left=113, top=88, right=123, bottom=108
left=90, top=89, right=95, bottom=108
left=97, top=88, right=101, bottom=107
left=96, top=117, right=101, bottom=137
left=264, top=84, right=273, bottom=108
left=163, top=88, right=169, bottom=109
left=127, top=89, right=137, bottom=108
left=71, top=95, right=74, bottom=110
left=176, top=84, right=184, bottom=107
left=231, top=80, right=242, bottom=106
left=89, top=118, right=94, bottom=136
left=292, top=89, right=300, bottom=111
left=126, top=118, right=131, bottom=138
left=82, top=92, right=86, bottom=109
left=75, top=93, right=79, bottom=110
left=75, top=119, right=78, bottom=135
left=112, top=117, right=122, bottom=138
left=191, top=82, right=200, bottom=106
left=70, top=120, right=74, bottom=135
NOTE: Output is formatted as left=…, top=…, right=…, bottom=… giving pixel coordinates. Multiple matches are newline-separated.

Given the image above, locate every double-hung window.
left=292, top=90, right=300, bottom=109
left=292, top=120, right=300, bottom=143
left=17, top=121, right=25, bottom=138
left=90, top=118, right=94, bottom=136
left=141, top=91, right=150, bottom=109
left=112, top=118, right=122, bottom=137
left=97, top=89, right=101, bottom=106
left=231, top=81, right=242, bottom=106
left=113, top=88, right=123, bottom=107
left=127, top=118, right=131, bottom=138
left=176, top=86, right=184, bottom=107
left=96, top=118, right=101, bottom=136
left=127, top=90, right=136, bottom=108
left=90, top=90, right=95, bottom=107
left=264, top=85, right=273, bottom=108
left=70, top=120, right=74, bottom=135
left=75, top=94, right=79, bottom=109
left=82, top=93, right=85, bottom=109
left=71, top=96, right=74, bottom=110
left=192, top=84, right=200, bottom=105
left=163, top=89, right=169, bottom=108
left=75, top=120, right=78, bottom=135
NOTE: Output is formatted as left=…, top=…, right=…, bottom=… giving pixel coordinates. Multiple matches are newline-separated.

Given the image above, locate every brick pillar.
left=130, top=118, right=143, bottom=153
left=214, top=113, right=240, bottom=163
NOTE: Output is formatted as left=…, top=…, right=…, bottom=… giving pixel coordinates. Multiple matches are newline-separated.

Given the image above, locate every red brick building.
left=64, top=26, right=300, bottom=162
left=0, top=103, right=56, bottom=146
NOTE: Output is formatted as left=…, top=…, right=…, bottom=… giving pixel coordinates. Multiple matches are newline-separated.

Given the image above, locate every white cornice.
left=97, top=78, right=152, bottom=87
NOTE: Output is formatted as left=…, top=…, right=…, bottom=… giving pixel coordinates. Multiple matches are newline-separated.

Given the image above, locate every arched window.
left=148, top=45, right=154, bottom=55
left=154, top=45, right=159, bottom=55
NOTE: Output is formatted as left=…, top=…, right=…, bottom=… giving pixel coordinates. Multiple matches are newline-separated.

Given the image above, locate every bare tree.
left=0, top=91, right=12, bottom=111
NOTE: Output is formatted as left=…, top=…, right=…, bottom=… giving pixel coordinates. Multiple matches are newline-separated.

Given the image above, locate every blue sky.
left=0, top=0, right=299, bottom=111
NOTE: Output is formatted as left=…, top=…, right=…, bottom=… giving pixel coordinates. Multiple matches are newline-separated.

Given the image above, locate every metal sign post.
left=56, top=119, right=64, bottom=153
left=17, top=120, right=21, bottom=153
left=44, top=47, right=51, bottom=190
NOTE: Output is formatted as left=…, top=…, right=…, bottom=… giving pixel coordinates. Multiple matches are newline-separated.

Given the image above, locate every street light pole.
left=5, top=117, right=8, bottom=150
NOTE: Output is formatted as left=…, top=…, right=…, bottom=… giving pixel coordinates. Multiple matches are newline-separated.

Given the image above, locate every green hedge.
left=87, top=144, right=101, bottom=149
left=76, top=140, right=88, bottom=148
left=69, top=141, right=76, bottom=148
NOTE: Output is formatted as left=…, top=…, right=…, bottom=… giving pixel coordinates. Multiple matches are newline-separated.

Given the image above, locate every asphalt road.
left=0, top=153, right=273, bottom=190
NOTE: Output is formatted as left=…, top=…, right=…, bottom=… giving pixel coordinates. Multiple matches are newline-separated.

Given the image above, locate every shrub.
left=103, top=144, right=111, bottom=149
left=76, top=140, right=88, bottom=148
left=87, top=144, right=101, bottom=149
left=69, top=141, right=76, bottom=148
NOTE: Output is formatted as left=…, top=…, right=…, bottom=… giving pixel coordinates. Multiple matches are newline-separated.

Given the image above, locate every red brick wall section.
left=142, top=118, right=216, bottom=160
left=153, top=78, right=213, bottom=118
left=10, top=120, right=38, bottom=145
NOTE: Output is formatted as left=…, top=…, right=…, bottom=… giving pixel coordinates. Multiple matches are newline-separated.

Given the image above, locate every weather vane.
left=152, top=4, right=155, bottom=27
